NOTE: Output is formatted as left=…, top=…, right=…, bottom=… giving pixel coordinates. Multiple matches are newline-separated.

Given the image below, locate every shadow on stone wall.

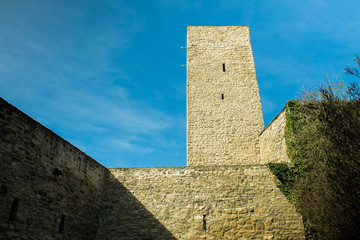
left=96, top=172, right=177, bottom=240
left=0, top=98, right=106, bottom=240
left=0, top=98, right=176, bottom=239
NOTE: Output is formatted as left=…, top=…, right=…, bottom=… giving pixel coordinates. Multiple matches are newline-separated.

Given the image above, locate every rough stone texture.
left=259, top=108, right=291, bottom=164
left=0, top=98, right=108, bottom=240
left=187, top=26, right=264, bottom=166
left=97, top=166, right=305, bottom=240
left=0, top=26, right=306, bottom=240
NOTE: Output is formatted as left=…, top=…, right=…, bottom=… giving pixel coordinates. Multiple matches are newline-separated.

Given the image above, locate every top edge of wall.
left=187, top=25, right=249, bottom=27
left=0, top=97, right=106, bottom=170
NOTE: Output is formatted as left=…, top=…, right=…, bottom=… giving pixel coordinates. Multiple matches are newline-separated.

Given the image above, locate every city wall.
left=259, top=108, right=291, bottom=164
left=97, top=166, right=304, bottom=240
left=0, top=98, right=108, bottom=240
left=0, top=97, right=305, bottom=240
left=0, top=25, right=305, bottom=239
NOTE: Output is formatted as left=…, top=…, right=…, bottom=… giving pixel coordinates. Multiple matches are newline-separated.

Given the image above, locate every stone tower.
left=0, top=26, right=306, bottom=239
left=187, top=26, right=264, bottom=166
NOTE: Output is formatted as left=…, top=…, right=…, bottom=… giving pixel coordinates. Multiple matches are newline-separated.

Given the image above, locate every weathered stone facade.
left=0, top=26, right=305, bottom=239
left=187, top=26, right=264, bottom=166
left=259, top=108, right=291, bottom=164
left=0, top=98, right=108, bottom=240
left=97, top=166, right=304, bottom=240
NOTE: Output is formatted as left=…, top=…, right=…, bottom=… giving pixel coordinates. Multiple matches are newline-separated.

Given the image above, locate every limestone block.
left=259, top=108, right=291, bottom=164
left=187, top=26, right=264, bottom=166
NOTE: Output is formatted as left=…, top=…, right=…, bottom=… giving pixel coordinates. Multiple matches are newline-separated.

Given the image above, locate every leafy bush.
left=269, top=54, right=360, bottom=240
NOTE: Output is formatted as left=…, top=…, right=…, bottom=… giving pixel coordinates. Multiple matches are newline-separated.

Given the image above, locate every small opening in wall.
left=222, top=63, right=226, bottom=72
left=221, top=94, right=224, bottom=100
left=8, top=198, right=19, bottom=221
left=59, top=215, right=65, bottom=234
left=53, top=168, right=62, bottom=176
left=203, top=215, right=207, bottom=231
left=0, top=185, right=8, bottom=195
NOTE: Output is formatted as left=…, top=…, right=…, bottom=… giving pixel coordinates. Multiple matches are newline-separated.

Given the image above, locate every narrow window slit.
left=59, top=215, right=65, bottom=234
left=222, top=63, right=226, bottom=72
left=221, top=94, right=224, bottom=100
left=8, top=198, right=19, bottom=221
left=203, top=215, right=207, bottom=231
left=0, top=185, right=8, bottom=194
left=53, top=168, right=62, bottom=176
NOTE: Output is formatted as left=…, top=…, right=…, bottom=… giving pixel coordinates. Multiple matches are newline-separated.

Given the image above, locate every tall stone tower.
left=187, top=26, right=264, bottom=166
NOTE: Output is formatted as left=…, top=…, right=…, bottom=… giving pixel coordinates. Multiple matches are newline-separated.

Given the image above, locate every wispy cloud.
left=40, top=88, right=172, bottom=132
left=107, top=138, right=155, bottom=154
left=2, top=0, right=357, bottom=168
left=261, top=96, right=278, bottom=115
left=156, top=0, right=202, bottom=9
left=0, top=0, right=179, bottom=165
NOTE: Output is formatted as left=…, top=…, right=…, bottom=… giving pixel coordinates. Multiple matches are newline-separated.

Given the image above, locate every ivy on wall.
left=268, top=100, right=307, bottom=204
left=268, top=55, right=360, bottom=239
left=269, top=97, right=360, bottom=239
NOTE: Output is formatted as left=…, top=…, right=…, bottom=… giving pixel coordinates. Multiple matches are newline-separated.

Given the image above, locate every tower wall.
left=187, top=26, right=264, bottom=166
left=0, top=26, right=306, bottom=240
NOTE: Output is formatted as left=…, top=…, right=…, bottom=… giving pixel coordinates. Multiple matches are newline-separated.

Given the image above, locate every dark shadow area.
left=0, top=97, right=176, bottom=239
left=0, top=98, right=177, bottom=239
left=0, top=97, right=106, bottom=239
left=96, top=171, right=177, bottom=240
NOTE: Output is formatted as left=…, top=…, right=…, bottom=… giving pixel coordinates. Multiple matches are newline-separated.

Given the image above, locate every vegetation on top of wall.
left=268, top=54, right=360, bottom=240
left=268, top=100, right=308, bottom=203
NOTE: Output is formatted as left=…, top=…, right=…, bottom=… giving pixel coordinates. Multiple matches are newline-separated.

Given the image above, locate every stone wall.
left=0, top=98, right=108, bottom=240
left=0, top=24, right=306, bottom=239
left=0, top=98, right=305, bottom=240
left=187, top=26, right=264, bottom=166
left=97, top=166, right=305, bottom=240
left=259, top=108, right=291, bottom=164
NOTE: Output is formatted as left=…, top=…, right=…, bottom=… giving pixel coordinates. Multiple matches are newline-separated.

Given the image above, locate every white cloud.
left=156, top=0, right=202, bottom=9
left=111, top=87, right=129, bottom=99
left=34, top=86, right=172, bottom=134
left=0, top=0, right=175, bottom=165
left=107, top=138, right=155, bottom=154
left=0, top=0, right=144, bottom=82
left=260, top=96, right=277, bottom=115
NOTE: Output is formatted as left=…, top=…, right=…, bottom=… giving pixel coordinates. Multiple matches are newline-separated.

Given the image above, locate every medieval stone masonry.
left=187, top=26, right=264, bottom=166
left=259, top=108, right=290, bottom=164
left=0, top=26, right=305, bottom=239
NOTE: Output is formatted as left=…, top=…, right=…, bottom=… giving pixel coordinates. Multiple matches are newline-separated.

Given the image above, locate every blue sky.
left=1, top=0, right=359, bottom=168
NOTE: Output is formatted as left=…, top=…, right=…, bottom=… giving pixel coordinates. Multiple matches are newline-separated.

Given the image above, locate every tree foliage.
left=270, top=54, right=360, bottom=239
